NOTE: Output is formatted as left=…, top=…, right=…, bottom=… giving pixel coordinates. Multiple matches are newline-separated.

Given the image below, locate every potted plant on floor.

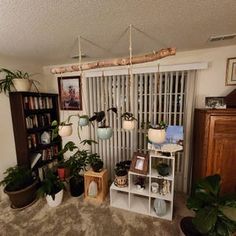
left=121, top=112, right=137, bottom=130
left=0, top=68, right=39, bottom=94
left=180, top=174, right=236, bottom=236
left=88, top=153, right=104, bottom=172
left=89, top=107, right=117, bottom=140
left=0, top=166, right=38, bottom=208
left=114, top=160, right=131, bottom=187
left=37, top=169, right=64, bottom=207
left=147, top=121, right=168, bottom=144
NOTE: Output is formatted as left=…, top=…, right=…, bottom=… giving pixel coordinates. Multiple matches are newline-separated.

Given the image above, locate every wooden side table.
left=84, top=169, right=108, bottom=203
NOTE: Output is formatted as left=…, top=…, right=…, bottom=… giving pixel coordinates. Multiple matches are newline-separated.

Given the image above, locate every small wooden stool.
left=84, top=169, right=108, bottom=203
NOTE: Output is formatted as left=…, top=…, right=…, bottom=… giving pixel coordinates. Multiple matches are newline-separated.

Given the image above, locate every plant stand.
left=84, top=169, right=108, bottom=203
left=110, top=144, right=182, bottom=221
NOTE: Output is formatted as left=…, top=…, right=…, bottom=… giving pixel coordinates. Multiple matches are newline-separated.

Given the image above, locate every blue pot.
left=97, top=127, right=113, bottom=140
left=78, top=117, right=89, bottom=127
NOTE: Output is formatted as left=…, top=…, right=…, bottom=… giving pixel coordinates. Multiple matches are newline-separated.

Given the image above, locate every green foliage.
left=37, top=169, right=64, bottom=200
left=187, top=174, right=236, bottom=236
left=114, top=160, right=131, bottom=176
left=80, top=139, right=98, bottom=146
left=121, top=112, right=137, bottom=121
left=141, top=120, right=168, bottom=130
left=0, top=166, right=34, bottom=191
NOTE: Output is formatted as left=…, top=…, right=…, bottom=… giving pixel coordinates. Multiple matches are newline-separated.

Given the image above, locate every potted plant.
left=89, top=107, right=117, bottom=140
left=121, top=112, right=137, bottom=130
left=0, top=68, right=39, bottom=94
left=157, top=162, right=170, bottom=176
left=0, top=166, right=38, bottom=208
left=78, top=115, right=89, bottom=127
left=147, top=121, right=168, bottom=144
left=88, top=153, right=104, bottom=172
left=37, top=169, right=64, bottom=207
left=114, top=160, right=131, bottom=187
left=180, top=174, right=236, bottom=236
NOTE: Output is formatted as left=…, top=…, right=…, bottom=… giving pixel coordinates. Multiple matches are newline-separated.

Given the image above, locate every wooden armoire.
left=192, top=109, right=236, bottom=194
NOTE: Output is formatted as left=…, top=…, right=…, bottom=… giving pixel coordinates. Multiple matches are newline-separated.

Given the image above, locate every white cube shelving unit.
left=110, top=145, right=182, bottom=221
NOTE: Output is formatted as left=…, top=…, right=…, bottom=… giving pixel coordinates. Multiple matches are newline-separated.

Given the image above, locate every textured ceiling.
left=0, top=0, right=236, bottom=65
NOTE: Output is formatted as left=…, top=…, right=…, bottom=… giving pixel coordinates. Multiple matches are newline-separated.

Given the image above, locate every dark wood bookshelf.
left=9, top=92, right=61, bottom=168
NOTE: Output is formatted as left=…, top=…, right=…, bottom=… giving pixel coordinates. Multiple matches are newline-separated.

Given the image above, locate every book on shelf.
left=31, top=152, right=42, bottom=169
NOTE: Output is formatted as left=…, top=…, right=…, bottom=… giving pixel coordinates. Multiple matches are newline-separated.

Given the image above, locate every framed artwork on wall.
left=130, top=152, right=149, bottom=175
left=57, top=76, right=82, bottom=110
left=225, top=57, right=236, bottom=86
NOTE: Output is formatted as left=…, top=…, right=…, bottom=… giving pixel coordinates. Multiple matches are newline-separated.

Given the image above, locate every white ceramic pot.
left=123, top=120, right=135, bottom=130
left=97, top=127, right=113, bottom=140
left=148, top=128, right=166, bottom=144
left=58, top=124, right=73, bottom=137
left=13, top=79, right=31, bottom=92
left=46, top=189, right=63, bottom=207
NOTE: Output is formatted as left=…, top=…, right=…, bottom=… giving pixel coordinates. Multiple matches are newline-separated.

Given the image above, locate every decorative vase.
left=154, top=198, right=167, bottom=216
left=88, top=180, right=98, bottom=197
left=148, top=128, right=166, bottom=144
left=58, top=124, right=73, bottom=137
left=97, top=127, right=113, bottom=140
left=12, top=79, right=31, bottom=92
left=114, top=174, right=128, bottom=187
left=78, top=117, right=89, bottom=126
left=123, top=120, right=135, bottom=130
left=46, top=189, right=63, bottom=207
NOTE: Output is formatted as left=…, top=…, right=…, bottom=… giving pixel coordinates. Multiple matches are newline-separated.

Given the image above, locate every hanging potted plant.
left=114, top=160, right=131, bottom=187
left=78, top=115, right=89, bottom=127
left=89, top=107, right=117, bottom=140
left=121, top=112, right=137, bottom=130
left=147, top=121, right=168, bottom=144
left=88, top=153, right=104, bottom=172
left=0, top=166, right=38, bottom=209
left=37, top=169, right=64, bottom=207
left=0, top=68, right=39, bottom=94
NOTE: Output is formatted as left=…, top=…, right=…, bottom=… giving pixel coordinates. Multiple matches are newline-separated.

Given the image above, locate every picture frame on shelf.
left=205, top=96, right=226, bottom=109
left=57, top=76, right=82, bottom=110
left=130, top=152, right=149, bottom=175
left=225, top=57, right=236, bottom=86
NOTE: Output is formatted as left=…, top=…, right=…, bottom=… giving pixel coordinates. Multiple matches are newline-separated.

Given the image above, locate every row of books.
left=24, top=96, right=53, bottom=110
left=25, top=113, right=51, bottom=129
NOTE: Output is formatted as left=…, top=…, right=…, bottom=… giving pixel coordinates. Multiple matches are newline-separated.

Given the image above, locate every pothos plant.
left=89, top=107, right=117, bottom=128
left=121, top=112, right=137, bottom=121
left=142, top=120, right=168, bottom=130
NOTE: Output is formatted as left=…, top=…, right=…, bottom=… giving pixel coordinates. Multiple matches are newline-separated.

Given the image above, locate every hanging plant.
left=146, top=121, right=168, bottom=144
left=121, top=112, right=137, bottom=130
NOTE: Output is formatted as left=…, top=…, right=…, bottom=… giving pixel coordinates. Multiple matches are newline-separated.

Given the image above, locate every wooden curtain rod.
left=50, top=47, right=176, bottom=74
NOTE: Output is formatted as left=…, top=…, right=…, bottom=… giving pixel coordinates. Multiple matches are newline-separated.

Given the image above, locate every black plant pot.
left=157, top=163, right=170, bottom=176
left=69, top=176, right=84, bottom=197
left=180, top=217, right=202, bottom=236
left=91, top=160, right=104, bottom=172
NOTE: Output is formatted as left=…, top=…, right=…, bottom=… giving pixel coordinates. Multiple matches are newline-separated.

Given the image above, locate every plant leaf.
left=220, top=206, right=236, bottom=222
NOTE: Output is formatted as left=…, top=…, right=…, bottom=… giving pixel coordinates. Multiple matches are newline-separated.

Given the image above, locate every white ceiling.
left=0, top=0, right=236, bottom=66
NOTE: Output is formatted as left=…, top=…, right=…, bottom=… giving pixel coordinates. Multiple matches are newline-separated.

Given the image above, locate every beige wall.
left=0, top=55, right=44, bottom=199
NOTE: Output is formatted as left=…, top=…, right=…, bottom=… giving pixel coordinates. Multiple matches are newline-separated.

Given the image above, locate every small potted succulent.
left=89, top=107, right=117, bottom=140
left=121, top=112, right=137, bottom=130
left=114, top=160, right=131, bottom=187
left=37, top=169, right=64, bottom=207
left=0, top=68, right=39, bottom=94
left=147, top=121, right=168, bottom=144
left=88, top=153, right=104, bottom=172
left=0, top=166, right=38, bottom=208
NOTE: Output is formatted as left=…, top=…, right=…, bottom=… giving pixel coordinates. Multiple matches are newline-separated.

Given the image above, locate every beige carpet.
left=0, top=192, right=192, bottom=236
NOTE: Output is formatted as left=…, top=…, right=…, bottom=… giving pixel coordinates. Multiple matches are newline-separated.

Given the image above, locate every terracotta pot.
left=148, top=128, right=166, bottom=144
left=57, top=167, right=70, bottom=180
left=4, top=180, right=38, bottom=208
left=123, top=120, right=135, bottom=130
left=46, top=189, right=63, bottom=207
left=12, top=79, right=32, bottom=92
left=58, top=124, right=73, bottom=137
left=97, top=127, right=113, bottom=140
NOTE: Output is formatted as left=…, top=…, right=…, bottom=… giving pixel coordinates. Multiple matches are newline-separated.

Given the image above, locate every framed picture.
left=205, top=96, right=226, bottom=109
left=58, top=76, right=82, bottom=110
left=225, top=57, right=236, bottom=86
left=130, top=152, right=149, bottom=175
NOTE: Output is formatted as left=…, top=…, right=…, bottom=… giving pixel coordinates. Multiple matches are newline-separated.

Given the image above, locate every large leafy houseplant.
left=186, top=174, right=236, bottom=236
left=0, top=68, right=39, bottom=94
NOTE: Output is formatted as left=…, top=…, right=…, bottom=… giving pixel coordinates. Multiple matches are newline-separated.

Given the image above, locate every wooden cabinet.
left=193, top=109, right=236, bottom=194
left=9, top=92, right=61, bottom=169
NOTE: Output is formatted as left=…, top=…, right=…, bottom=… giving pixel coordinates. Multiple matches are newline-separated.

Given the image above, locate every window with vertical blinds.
left=86, top=70, right=192, bottom=192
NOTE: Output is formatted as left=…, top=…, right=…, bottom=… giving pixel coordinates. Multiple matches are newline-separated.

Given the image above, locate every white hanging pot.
left=13, top=79, right=31, bottom=92
left=58, top=123, right=73, bottom=137
left=78, top=116, right=89, bottom=127
left=46, top=189, right=63, bottom=207
left=97, top=127, right=113, bottom=140
left=123, top=120, right=135, bottom=130
left=148, top=128, right=166, bottom=144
